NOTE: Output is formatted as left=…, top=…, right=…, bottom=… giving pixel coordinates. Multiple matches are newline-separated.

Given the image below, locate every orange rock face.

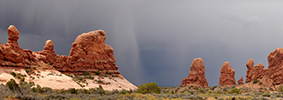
left=181, top=58, right=208, bottom=87
left=238, top=77, right=243, bottom=85
left=53, top=30, right=119, bottom=72
left=0, top=25, right=120, bottom=74
left=245, top=63, right=266, bottom=83
left=219, top=62, right=236, bottom=86
left=266, top=48, right=283, bottom=84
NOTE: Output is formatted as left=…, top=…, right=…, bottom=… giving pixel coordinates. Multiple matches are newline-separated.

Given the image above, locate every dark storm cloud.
left=1, top=0, right=283, bottom=86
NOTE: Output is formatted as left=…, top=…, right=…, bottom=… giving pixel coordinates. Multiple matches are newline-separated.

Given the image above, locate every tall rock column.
left=219, top=62, right=236, bottom=86
left=181, top=58, right=208, bottom=87
left=0, top=25, right=35, bottom=67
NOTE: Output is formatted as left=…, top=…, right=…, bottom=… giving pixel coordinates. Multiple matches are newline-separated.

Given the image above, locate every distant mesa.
left=181, top=58, right=208, bottom=88
left=219, top=62, right=236, bottom=86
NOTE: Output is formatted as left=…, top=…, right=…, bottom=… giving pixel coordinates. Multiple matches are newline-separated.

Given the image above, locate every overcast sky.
left=1, top=0, right=283, bottom=87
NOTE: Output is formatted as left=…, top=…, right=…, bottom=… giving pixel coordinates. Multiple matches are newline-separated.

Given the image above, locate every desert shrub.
left=42, top=87, right=54, bottom=93
left=253, top=78, right=259, bottom=84
left=211, top=86, right=218, bottom=90
left=83, top=72, right=90, bottom=76
left=32, top=84, right=42, bottom=93
left=20, top=78, right=25, bottom=83
left=259, top=81, right=262, bottom=85
left=278, top=85, right=283, bottom=92
left=260, top=76, right=263, bottom=79
left=6, top=79, right=20, bottom=92
left=175, top=87, right=180, bottom=93
left=119, top=89, right=128, bottom=94
left=228, top=88, right=241, bottom=94
left=69, top=88, right=77, bottom=94
left=10, top=72, right=17, bottom=77
left=95, top=70, right=101, bottom=75
left=197, top=88, right=205, bottom=94
left=25, top=69, right=32, bottom=74
left=97, top=80, right=103, bottom=84
left=269, top=87, right=274, bottom=91
left=137, top=82, right=161, bottom=94
left=105, top=71, right=112, bottom=75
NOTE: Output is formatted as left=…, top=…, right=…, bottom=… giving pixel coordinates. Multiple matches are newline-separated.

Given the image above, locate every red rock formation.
left=245, top=59, right=254, bottom=83
left=245, top=48, right=283, bottom=85
left=33, top=40, right=57, bottom=64
left=266, top=48, right=283, bottom=84
left=0, top=25, right=120, bottom=74
left=246, top=63, right=266, bottom=83
left=238, top=77, right=243, bottom=85
left=0, top=25, right=36, bottom=67
left=53, top=30, right=119, bottom=73
left=219, top=62, right=236, bottom=86
left=181, top=58, right=208, bottom=87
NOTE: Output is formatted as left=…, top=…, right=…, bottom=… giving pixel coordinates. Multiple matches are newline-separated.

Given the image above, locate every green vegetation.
left=228, top=88, right=241, bottom=94
left=278, top=85, right=283, bottom=92
left=6, top=79, right=20, bottom=92
left=136, top=82, right=161, bottom=94
left=10, top=72, right=17, bottom=77
left=95, top=70, right=101, bottom=75
left=253, top=78, right=259, bottom=84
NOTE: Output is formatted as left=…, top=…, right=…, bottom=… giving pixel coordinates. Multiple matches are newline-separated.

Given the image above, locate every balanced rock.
left=219, top=62, right=236, bottom=86
left=238, top=77, right=243, bottom=85
left=181, top=58, right=208, bottom=87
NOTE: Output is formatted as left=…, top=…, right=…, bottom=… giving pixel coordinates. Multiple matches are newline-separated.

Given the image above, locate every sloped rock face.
left=0, top=25, right=36, bottom=67
left=181, top=58, right=208, bottom=87
left=266, top=48, right=283, bottom=84
left=53, top=30, right=119, bottom=72
left=245, top=63, right=266, bottom=83
left=238, top=77, right=244, bottom=85
left=219, top=62, right=236, bottom=86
